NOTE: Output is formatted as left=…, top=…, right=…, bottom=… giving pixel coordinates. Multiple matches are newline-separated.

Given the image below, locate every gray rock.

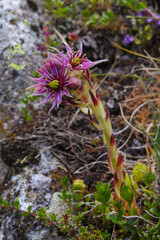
left=0, top=229, right=4, bottom=240
left=0, top=157, right=9, bottom=188
left=0, top=0, right=73, bottom=239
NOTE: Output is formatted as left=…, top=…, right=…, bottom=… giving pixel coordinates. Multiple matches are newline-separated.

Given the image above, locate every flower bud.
left=72, top=179, right=86, bottom=191
left=67, top=77, right=81, bottom=90
left=133, top=162, right=148, bottom=183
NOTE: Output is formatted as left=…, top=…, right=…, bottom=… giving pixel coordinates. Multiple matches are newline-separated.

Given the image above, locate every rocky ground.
left=0, top=0, right=159, bottom=239
left=0, top=0, right=72, bottom=239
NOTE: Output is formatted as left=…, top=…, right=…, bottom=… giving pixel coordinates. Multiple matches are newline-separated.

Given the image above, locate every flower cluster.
left=137, top=8, right=160, bottom=26
left=27, top=42, right=105, bottom=111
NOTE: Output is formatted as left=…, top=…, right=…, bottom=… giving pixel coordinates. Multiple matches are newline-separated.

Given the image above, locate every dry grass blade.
left=110, top=40, right=160, bottom=62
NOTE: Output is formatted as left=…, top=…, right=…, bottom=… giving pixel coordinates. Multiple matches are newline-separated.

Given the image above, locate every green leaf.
left=150, top=207, right=160, bottom=217
left=135, top=2, right=145, bottom=11
left=134, top=37, right=141, bottom=45
left=97, top=182, right=105, bottom=195
left=33, top=70, right=40, bottom=78
left=80, top=226, right=88, bottom=233
left=49, top=213, right=57, bottom=221
left=85, top=195, right=91, bottom=202
left=61, top=176, right=69, bottom=188
left=86, top=13, right=99, bottom=26
left=126, top=217, right=138, bottom=225
left=107, top=214, right=119, bottom=224
left=146, top=33, right=152, bottom=41
left=117, top=208, right=124, bottom=221
left=94, top=192, right=111, bottom=204
left=27, top=206, right=32, bottom=213
left=57, top=193, right=63, bottom=200
left=101, top=9, right=115, bottom=25
left=95, top=182, right=111, bottom=204
left=77, top=211, right=85, bottom=220
left=23, top=109, right=29, bottom=118
left=121, top=185, right=134, bottom=208
left=13, top=198, right=20, bottom=210
left=74, top=193, right=82, bottom=201
left=62, top=189, right=68, bottom=200
left=0, top=197, right=3, bottom=205
left=143, top=172, right=157, bottom=186
left=67, top=193, right=73, bottom=205
left=4, top=201, right=11, bottom=208
left=52, top=6, right=69, bottom=17
left=82, top=8, right=90, bottom=18
left=21, top=212, right=30, bottom=216
left=56, top=0, right=64, bottom=8
left=144, top=24, right=151, bottom=32
left=26, top=115, right=32, bottom=122
left=124, top=217, right=137, bottom=233
left=102, top=230, right=111, bottom=240
left=36, top=207, right=47, bottom=219
left=116, top=0, right=134, bottom=9
left=19, top=98, right=28, bottom=105
left=115, top=199, right=124, bottom=211
left=74, top=201, right=84, bottom=209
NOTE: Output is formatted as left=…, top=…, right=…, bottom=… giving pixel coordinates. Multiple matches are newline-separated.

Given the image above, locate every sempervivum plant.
left=27, top=42, right=139, bottom=214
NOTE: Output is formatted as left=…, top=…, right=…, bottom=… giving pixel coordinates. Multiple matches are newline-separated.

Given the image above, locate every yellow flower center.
left=48, top=80, right=60, bottom=89
left=71, top=56, right=81, bottom=67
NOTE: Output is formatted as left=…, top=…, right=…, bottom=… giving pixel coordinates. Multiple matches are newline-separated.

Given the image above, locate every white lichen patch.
left=47, top=192, right=70, bottom=218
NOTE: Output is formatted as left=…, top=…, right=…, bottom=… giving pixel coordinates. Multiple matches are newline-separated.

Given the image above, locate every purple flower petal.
left=124, top=34, right=134, bottom=44
left=63, top=42, right=72, bottom=58
left=62, top=88, right=72, bottom=97
left=30, top=77, right=48, bottom=83
left=57, top=92, right=62, bottom=106
left=32, top=89, right=47, bottom=96
left=38, top=92, right=54, bottom=105
left=26, top=83, right=40, bottom=90
left=49, top=93, right=58, bottom=112
left=48, top=57, right=58, bottom=76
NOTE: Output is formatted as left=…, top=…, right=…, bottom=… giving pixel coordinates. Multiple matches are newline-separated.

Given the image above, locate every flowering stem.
left=27, top=41, right=138, bottom=214
left=75, top=79, right=127, bottom=202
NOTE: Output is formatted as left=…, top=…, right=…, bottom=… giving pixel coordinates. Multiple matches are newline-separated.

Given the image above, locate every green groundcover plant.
left=1, top=42, right=160, bottom=239
left=43, top=0, right=160, bottom=48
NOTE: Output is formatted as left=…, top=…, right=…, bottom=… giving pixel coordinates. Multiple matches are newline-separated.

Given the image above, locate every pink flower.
left=68, top=33, right=79, bottom=41
left=52, top=42, right=107, bottom=71
left=43, top=26, right=51, bottom=37
left=26, top=56, right=71, bottom=112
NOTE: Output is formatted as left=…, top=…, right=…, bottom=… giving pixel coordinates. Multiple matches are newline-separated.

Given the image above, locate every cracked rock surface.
left=0, top=1, right=71, bottom=239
